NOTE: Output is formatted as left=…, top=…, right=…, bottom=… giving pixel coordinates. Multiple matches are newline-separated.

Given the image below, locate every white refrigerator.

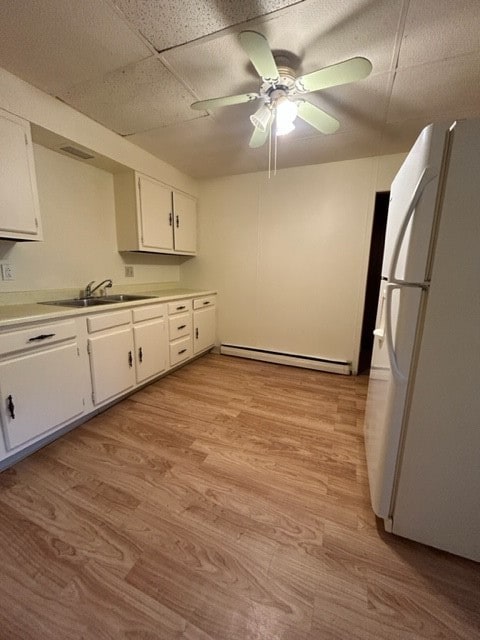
left=364, top=118, right=480, bottom=562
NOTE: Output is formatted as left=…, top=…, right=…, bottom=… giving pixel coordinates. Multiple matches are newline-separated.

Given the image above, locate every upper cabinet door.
left=173, top=191, right=197, bottom=254
left=0, top=109, right=42, bottom=241
left=137, top=174, right=174, bottom=251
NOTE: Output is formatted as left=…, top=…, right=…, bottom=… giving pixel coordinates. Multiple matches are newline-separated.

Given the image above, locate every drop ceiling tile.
left=163, top=0, right=399, bottom=108
left=127, top=112, right=263, bottom=177
left=113, top=0, right=302, bottom=51
left=262, top=127, right=384, bottom=172
left=59, top=56, right=201, bottom=136
left=398, top=0, right=480, bottom=69
left=387, top=52, right=480, bottom=123
left=0, top=0, right=150, bottom=95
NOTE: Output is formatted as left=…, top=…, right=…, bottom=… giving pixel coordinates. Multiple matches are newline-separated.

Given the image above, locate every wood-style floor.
left=0, top=353, right=478, bottom=639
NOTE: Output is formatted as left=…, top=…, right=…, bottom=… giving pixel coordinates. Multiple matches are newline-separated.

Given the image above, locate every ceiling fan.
left=191, top=31, right=372, bottom=148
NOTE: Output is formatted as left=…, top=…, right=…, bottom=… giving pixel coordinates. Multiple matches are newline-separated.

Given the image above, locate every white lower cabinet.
left=0, top=293, right=216, bottom=466
left=193, top=296, right=216, bottom=354
left=88, top=305, right=168, bottom=404
left=132, top=304, right=168, bottom=384
left=0, top=320, right=85, bottom=451
left=88, top=327, right=136, bottom=406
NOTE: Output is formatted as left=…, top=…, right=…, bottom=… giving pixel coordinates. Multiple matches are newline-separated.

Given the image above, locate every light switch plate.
left=125, top=265, right=134, bottom=277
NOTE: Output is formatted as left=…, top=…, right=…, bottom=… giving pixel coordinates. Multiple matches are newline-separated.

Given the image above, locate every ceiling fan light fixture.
left=250, top=103, right=272, bottom=132
left=275, top=96, right=298, bottom=136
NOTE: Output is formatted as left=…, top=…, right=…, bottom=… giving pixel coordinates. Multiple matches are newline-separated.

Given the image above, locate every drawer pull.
left=138, top=346, right=143, bottom=363
left=177, top=324, right=186, bottom=330
left=195, top=328, right=199, bottom=339
left=27, top=333, right=55, bottom=342
left=202, top=301, right=210, bottom=306
left=128, top=351, right=133, bottom=368
left=7, top=395, right=15, bottom=419
left=176, top=305, right=186, bottom=311
left=178, top=348, right=187, bottom=355
left=176, top=214, right=179, bottom=228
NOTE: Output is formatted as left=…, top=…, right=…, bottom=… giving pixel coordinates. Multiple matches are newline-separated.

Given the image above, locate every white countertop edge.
left=0, top=289, right=217, bottom=329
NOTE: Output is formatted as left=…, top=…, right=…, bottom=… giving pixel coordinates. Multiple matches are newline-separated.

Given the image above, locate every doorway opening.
left=358, top=191, right=390, bottom=373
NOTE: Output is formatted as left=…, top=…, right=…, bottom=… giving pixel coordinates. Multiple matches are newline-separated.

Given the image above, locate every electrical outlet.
left=125, top=265, right=134, bottom=278
left=1, top=264, right=14, bottom=281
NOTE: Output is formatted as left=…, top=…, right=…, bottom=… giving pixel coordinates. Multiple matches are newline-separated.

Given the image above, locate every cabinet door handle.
left=176, top=305, right=186, bottom=311
left=138, top=347, right=143, bottom=363
left=176, top=214, right=179, bottom=228
left=178, top=348, right=187, bottom=355
left=202, top=301, right=210, bottom=306
left=7, top=395, right=15, bottom=419
left=195, top=328, right=199, bottom=339
left=169, top=212, right=173, bottom=226
left=177, top=324, right=186, bottom=330
left=128, top=351, right=133, bottom=368
left=28, top=333, right=55, bottom=342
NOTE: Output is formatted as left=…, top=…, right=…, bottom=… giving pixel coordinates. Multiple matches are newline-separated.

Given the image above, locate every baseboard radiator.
left=220, top=344, right=352, bottom=375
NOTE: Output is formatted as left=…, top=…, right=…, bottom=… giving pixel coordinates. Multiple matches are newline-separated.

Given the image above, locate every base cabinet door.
left=194, top=306, right=216, bottom=354
left=133, top=318, right=167, bottom=384
left=0, top=343, right=84, bottom=450
left=88, top=328, right=136, bottom=405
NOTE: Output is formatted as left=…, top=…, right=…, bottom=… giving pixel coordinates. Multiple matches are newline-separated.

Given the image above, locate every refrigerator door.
left=364, top=122, right=452, bottom=520
left=365, top=282, right=423, bottom=518
left=381, top=123, right=448, bottom=283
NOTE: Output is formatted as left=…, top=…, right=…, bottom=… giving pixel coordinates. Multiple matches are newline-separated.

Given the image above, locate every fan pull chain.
left=268, top=119, right=272, bottom=179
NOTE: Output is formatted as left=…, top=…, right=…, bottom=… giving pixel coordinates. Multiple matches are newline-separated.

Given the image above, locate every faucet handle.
left=85, top=280, right=96, bottom=297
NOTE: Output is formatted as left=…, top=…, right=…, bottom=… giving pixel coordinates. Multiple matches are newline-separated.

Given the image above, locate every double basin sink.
left=41, top=294, right=155, bottom=308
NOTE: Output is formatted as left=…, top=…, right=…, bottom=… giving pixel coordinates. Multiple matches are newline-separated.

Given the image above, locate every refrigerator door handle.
left=373, top=287, right=387, bottom=341
left=388, top=166, right=437, bottom=286
left=384, top=283, right=406, bottom=382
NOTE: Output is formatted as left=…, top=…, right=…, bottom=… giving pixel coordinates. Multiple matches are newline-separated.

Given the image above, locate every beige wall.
left=181, top=153, right=406, bottom=373
left=0, top=144, right=180, bottom=295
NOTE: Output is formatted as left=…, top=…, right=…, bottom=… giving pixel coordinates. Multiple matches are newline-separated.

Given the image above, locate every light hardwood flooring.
left=0, top=353, right=478, bottom=639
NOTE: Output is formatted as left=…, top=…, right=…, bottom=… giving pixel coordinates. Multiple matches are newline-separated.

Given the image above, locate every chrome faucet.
left=84, top=279, right=113, bottom=298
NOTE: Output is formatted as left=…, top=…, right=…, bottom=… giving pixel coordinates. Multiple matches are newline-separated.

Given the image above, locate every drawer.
left=133, top=303, right=166, bottom=323
left=168, top=299, right=192, bottom=315
left=193, top=295, right=216, bottom=310
left=87, top=310, right=131, bottom=333
left=168, top=313, right=192, bottom=340
left=0, top=320, right=77, bottom=356
left=169, top=336, right=192, bottom=367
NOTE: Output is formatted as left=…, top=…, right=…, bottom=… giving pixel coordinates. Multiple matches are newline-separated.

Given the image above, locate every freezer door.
left=381, top=123, right=447, bottom=283
left=365, top=281, right=424, bottom=519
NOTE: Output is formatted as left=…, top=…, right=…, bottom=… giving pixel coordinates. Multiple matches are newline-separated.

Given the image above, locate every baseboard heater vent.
left=220, top=344, right=351, bottom=375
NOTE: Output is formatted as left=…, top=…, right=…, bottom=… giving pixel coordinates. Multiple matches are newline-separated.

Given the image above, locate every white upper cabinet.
left=0, top=108, right=43, bottom=241
left=114, top=170, right=196, bottom=255
left=173, top=191, right=197, bottom=253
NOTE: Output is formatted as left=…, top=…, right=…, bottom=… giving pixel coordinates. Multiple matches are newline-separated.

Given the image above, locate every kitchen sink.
left=41, top=298, right=115, bottom=307
left=102, top=294, right=155, bottom=302
left=40, top=293, right=156, bottom=307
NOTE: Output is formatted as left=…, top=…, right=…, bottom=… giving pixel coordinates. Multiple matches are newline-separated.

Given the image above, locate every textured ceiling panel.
left=0, top=0, right=150, bottom=95
left=59, top=57, right=201, bottom=136
left=127, top=115, right=264, bottom=177
left=387, top=52, right=480, bottom=123
left=398, top=0, right=480, bottom=68
left=163, top=0, right=400, bottom=104
left=112, top=0, right=302, bottom=51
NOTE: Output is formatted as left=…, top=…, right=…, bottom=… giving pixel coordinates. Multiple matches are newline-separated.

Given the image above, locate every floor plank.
left=0, top=353, right=478, bottom=639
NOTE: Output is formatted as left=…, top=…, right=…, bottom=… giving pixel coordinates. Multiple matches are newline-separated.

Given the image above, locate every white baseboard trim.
left=220, top=344, right=351, bottom=375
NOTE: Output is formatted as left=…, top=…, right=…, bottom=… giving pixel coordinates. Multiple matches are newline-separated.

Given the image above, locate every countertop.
left=0, top=288, right=216, bottom=329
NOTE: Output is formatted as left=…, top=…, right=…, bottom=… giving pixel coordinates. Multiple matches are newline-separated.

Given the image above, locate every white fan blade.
left=191, top=93, right=259, bottom=111
left=238, top=31, right=279, bottom=82
left=249, top=125, right=270, bottom=148
left=297, top=101, right=339, bottom=134
left=295, top=57, right=372, bottom=93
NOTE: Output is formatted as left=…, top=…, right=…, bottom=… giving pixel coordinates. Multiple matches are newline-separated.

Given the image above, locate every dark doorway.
left=358, top=191, right=390, bottom=373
